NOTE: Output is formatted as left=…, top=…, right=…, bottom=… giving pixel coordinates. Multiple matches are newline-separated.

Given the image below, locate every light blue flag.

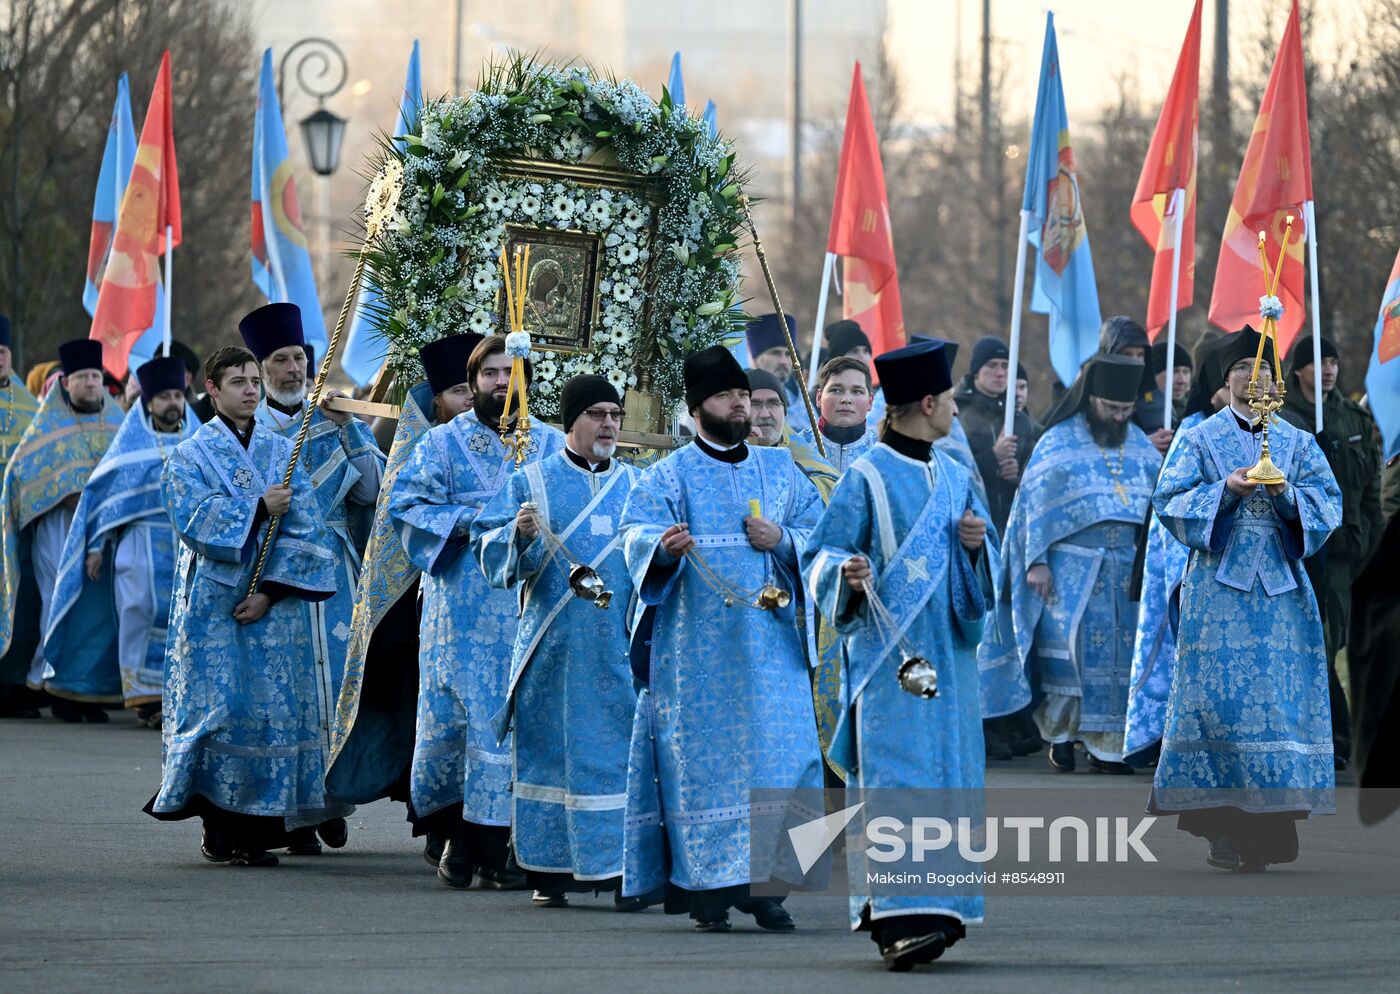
left=702, top=100, right=718, bottom=138
left=86, top=74, right=166, bottom=359
left=1023, top=13, right=1101, bottom=386
left=339, top=41, right=423, bottom=387
left=1365, top=247, right=1400, bottom=461
left=252, top=48, right=328, bottom=357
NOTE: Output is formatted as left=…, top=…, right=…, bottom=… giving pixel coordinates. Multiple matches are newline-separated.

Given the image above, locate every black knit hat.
left=1148, top=341, right=1193, bottom=377
left=970, top=336, right=1009, bottom=377
left=746, top=368, right=787, bottom=407
left=685, top=345, right=749, bottom=410
left=1285, top=334, right=1340, bottom=380
left=560, top=374, right=621, bottom=431
left=826, top=320, right=871, bottom=358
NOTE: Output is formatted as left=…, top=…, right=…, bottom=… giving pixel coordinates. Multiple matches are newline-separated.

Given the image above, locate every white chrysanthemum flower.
left=552, top=195, right=575, bottom=220
left=589, top=200, right=611, bottom=224
left=468, top=310, right=493, bottom=333
left=623, top=206, right=646, bottom=229
left=617, top=242, right=639, bottom=265
left=613, top=283, right=634, bottom=303
left=520, top=195, right=541, bottom=217
left=537, top=359, right=558, bottom=380
left=471, top=267, right=495, bottom=292
left=606, top=368, right=628, bottom=390
left=484, top=187, right=507, bottom=212
left=609, top=324, right=629, bottom=345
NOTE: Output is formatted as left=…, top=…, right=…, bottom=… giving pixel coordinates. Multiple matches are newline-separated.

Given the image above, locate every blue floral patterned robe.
left=472, top=451, right=638, bottom=879
left=151, top=419, right=345, bottom=828
left=1149, top=408, right=1341, bottom=817
left=0, top=388, right=122, bottom=693
left=44, top=402, right=196, bottom=705
left=802, top=444, right=997, bottom=929
left=1123, top=411, right=1205, bottom=763
left=979, top=413, right=1161, bottom=760
left=388, top=410, right=565, bottom=827
left=256, top=401, right=384, bottom=700
left=618, top=441, right=826, bottom=897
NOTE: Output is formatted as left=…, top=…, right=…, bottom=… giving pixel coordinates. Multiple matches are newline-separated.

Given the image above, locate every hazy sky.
left=886, top=0, right=1370, bottom=124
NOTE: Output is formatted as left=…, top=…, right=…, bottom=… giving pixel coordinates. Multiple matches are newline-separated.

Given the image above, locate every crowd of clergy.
left=1, top=300, right=1396, bottom=971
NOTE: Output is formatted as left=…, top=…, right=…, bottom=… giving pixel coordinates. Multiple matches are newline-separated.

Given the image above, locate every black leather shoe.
left=423, top=833, right=446, bottom=868
left=1009, top=716, right=1044, bottom=756
left=1207, top=836, right=1241, bottom=870
left=749, top=900, right=796, bottom=932
left=531, top=889, right=569, bottom=908
left=317, top=817, right=348, bottom=849
left=200, top=827, right=232, bottom=863
left=82, top=704, right=109, bottom=723
left=693, top=914, right=731, bottom=932
left=881, top=932, right=946, bottom=972
left=1087, top=755, right=1134, bottom=775
left=437, top=839, right=474, bottom=889
left=1237, top=859, right=1268, bottom=873
left=1049, top=742, right=1076, bottom=772
left=229, top=848, right=279, bottom=867
left=284, top=828, right=322, bottom=856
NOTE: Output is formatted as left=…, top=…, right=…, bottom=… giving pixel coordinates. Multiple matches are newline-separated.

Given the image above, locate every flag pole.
left=807, top=252, right=837, bottom=391
left=1163, top=187, right=1186, bottom=431
left=1003, top=209, right=1033, bottom=439
left=1304, top=199, right=1323, bottom=433
left=162, top=223, right=173, bottom=357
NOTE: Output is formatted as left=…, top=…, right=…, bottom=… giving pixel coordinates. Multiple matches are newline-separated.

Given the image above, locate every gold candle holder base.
left=1244, top=449, right=1286, bottom=486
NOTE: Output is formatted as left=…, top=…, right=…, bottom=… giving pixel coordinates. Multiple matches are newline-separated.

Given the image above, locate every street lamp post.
left=278, top=38, right=348, bottom=293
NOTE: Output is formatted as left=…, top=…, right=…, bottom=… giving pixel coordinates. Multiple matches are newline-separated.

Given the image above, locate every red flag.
left=89, top=51, right=182, bottom=377
left=827, top=63, right=905, bottom=364
left=1131, top=0, right=1201, bottom=341
left=1208, top=0, right=1312, bottom=353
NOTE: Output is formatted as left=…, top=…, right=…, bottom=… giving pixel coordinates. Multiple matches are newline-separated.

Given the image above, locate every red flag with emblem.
left=89, top=50, right=182, bottom=378
left=1208, top=0, right=1311, bottom=353
left=1131, top=0, right=1200, bottom=341
left=827, top=63, right=905, bottom=363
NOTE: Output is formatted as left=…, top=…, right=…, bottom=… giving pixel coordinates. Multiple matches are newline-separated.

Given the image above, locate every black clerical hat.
left=58, top=339, right=104, bottom=375
left=136, top=356, right=188, bottom=403
left=420, top=333, right=483, bottom=396
left=874, top=340, right=954, bottom=405
left=685, top=345, right=749, bottom=409
left=745, top=313, right=794, bottom=357
left=238, top=303, right=305, bottom=362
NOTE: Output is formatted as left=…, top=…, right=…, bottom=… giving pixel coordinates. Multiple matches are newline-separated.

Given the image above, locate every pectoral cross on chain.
left=1112, top=481, right=1130, bottom=507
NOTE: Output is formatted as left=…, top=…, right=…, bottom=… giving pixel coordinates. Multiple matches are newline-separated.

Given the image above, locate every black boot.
left=983, top=719, right=1012, bottom=761
left=423, top=832, right=446, bottom=868
left=284, top=827, right=322, bottom=856
left=317, top=817, right=349, bottom=849
left=1048, top=742, right=1076, bottom=772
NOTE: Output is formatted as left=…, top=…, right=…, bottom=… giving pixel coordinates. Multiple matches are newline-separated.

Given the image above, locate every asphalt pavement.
left=2, top=710, right=1396, bottom=993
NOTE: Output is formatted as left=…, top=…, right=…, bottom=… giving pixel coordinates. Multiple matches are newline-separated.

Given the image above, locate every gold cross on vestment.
left=1113, top=481, right=1130, bottom=507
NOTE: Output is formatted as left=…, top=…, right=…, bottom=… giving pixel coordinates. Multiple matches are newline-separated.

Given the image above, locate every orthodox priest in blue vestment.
left=0, top=340, right=122, bottom=722
left=389, top=334, right=564, bottom=889
left=980, top=355, right=1161, bottom=772
left=1124, top=338, right=1232, bottom=765
left=472, top=374, right=648, bottom=910
left=0, top=313, right=43, bottom=718
left=240, top=306, right=384, bottom=695
left=44, top=358, right=196, bottom=728
left=144, top=345, right=343, bottom=868
left=1149, top=329, right=1342, bottom=871
left=802, top=340, right=998, bottom=972
left=619, top=346, right=826, bottom=933
left=326, top=332, right=482, bottom=867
